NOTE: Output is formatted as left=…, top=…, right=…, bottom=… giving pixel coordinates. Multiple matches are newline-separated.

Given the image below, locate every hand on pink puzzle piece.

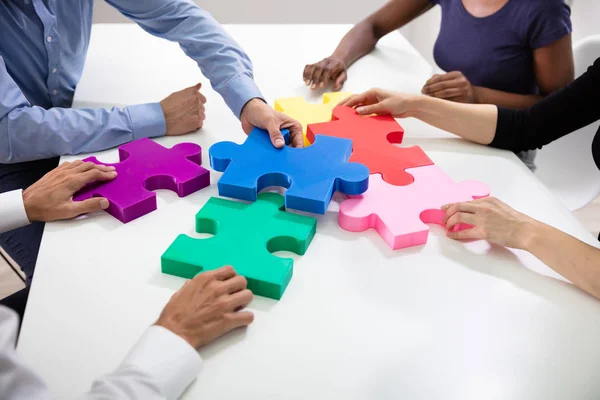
left=338, top=166, right=490, bottom=250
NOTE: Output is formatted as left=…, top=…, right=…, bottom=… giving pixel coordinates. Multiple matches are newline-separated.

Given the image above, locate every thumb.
left=333, top=71, right=347, bottom=91
left=194, top=82, right=202, bottom=91
left=70, top=197, right=110, bottom=218
left=267, top=122, right=286, bottom=149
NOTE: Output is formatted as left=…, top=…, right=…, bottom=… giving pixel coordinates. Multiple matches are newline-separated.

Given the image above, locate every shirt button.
left=46, top=36, right=53, bottom=43
left=52, top=68, right=58, bottom=73
left=52, top=90, right=57, bottom=95
left=24, top=0, right=30, bottom=4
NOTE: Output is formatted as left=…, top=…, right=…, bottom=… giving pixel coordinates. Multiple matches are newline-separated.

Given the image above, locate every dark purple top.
left=429, top=0, right=572, bottom=95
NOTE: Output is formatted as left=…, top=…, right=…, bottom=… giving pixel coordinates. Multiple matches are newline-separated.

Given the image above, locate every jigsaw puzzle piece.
left=161, top=193, right=317, bottom=299
left=209, top=127, right=369, bottom=214
left=307, top=106, right=433, bottom=186
left=274, top=92, right=352, bottom=146
left=339, top=167, right=489, bottom=250
left=74, top=138, right=210, bottom=223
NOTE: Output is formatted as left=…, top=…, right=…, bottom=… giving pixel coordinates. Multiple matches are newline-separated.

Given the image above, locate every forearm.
left=107, top=0, right=262, bottom=117
left=79, top=326, right=202, bottom=400
left=474, top=86, right=543, bottom=109
left=409, top=95, right=498, bottom=144
left=0, top=103, right=164, bottom=163
left=333, top=0, right=432, bottom=68
left=331, top=21, right=380, bottom=68
left=523, top=221, right=600, bottom=300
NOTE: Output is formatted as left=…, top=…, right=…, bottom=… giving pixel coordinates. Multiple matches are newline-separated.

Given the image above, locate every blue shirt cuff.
left=127, top=103, right=167, bottom=140
left=216, top=73, right=264, bottom=118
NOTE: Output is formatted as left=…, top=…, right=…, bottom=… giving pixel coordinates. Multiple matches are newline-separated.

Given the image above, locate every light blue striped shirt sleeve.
left=0, top=57, right=165, bottom=164
left=106, top=0, right=263, bottom=118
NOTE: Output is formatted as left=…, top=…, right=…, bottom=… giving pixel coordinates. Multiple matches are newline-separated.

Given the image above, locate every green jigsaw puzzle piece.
left=161, top=193, right=317, bottom=300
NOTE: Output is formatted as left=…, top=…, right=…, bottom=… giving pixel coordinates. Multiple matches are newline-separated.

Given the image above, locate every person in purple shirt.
left=303, top=0, right=574, bottom=168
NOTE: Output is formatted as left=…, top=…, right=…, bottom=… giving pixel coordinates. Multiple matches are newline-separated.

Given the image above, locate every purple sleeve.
left=526, top=0, right=572, bottom=49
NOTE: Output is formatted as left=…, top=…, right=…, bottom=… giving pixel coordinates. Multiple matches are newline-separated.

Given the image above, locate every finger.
left=320, top=65, right=334, bottom=89
left=310, top=66, right=325, bottom=90
left=70, top=169, right=117, bottom=192
left=61, top=160, right=81, bottom=170
left=338, top=92, right=369, bottom=108
left=199, top=91, right=207, bottom=104
left=203, top=265, right=237, bottom=282
left=425, top=74, right=444, bottom=86
left=218, top=275, right=248, bottom=295
left=267, top=122, right=286, bottom=148
left=424, top=80, right=457, bottom=94
left=431, top=88, right=464, bottom=99
left=226, top=289, right=254, bottom=312
left=69, top=197, right=110, bottom=218
left=356, top=102, right=388, bottom=116
left=445, top=212, right=477, bottom=231
left=283, top=121, right=304, bottom=148
left=303, top=64, right=315, bottom=85
left=194, top=82, right=202, bottom=91
left=442, top=202, right=477, bottom=224
left=73, top=162, right=116, bottom=175
left=447, top=227, right=482, bottom=241
left=333, top=71, right=347, bottom=91
left=424, top=73, right=456, bottom=89
left=224, top=311, right=255, bottom=330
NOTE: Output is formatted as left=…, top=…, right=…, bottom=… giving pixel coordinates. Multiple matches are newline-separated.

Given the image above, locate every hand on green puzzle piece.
left=156, top=266, right=254, bottom=349
left=161, top=193, right=317, bottom=300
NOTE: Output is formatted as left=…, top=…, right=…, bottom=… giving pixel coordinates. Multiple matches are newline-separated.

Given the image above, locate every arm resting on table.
left=0, top=57, right=166, bottom=164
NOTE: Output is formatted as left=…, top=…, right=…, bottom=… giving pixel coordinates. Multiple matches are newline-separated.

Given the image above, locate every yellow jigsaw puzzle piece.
left=274, top=92, right=352, bottom=147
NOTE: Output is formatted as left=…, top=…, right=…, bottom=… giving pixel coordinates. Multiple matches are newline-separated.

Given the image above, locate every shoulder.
left=516, top=0, right=572, bottom=48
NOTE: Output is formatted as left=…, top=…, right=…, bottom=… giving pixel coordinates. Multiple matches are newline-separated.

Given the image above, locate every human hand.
left=442, top=197, right=539, bottom=249
left=240, top=98, right=304, bottom=148
left=155, top=266, right=254, bottom=349
left=160, top=83, right=207, bottom=136
left=22, top=160, right=117, bottom=222
left=422, top=71, right=477, bottom=103
left=303, top=57, right=348, bottom=90
left=338, top=88, right=419, bottom=117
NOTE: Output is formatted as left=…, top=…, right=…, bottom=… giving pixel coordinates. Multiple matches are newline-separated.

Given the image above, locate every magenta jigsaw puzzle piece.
left=73, top=138, right=210, bottom=223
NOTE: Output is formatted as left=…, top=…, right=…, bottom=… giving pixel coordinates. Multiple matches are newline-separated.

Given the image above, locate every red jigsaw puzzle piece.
left=307, top=106, right=433, bottom=186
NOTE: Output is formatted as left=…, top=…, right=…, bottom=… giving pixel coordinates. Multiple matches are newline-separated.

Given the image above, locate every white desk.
left=18, top=24, right=600, bottom=399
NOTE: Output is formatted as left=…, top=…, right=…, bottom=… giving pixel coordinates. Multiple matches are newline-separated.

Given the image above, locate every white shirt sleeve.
left=0, top=190, right=30, bottom=234
left=0, top=306, right=202, bottom=400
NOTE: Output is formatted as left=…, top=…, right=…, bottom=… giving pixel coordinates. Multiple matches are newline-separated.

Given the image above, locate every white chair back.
left=534, top=35, right=600, bottom=211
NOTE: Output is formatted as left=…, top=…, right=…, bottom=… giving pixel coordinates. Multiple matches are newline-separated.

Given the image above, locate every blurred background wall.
left=93, top=0, right=597, bottom=68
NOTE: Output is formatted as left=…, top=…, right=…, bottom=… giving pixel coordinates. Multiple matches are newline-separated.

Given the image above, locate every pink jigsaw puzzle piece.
left=73, top=138, right=210, bottom=223
left=339, top=166, right=490, bottom=249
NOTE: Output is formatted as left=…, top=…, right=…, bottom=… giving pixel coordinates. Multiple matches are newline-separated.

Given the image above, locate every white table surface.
left=18, top=24, right=600, bottom=400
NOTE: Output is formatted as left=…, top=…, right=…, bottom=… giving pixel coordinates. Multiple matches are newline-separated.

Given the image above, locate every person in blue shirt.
left=0, top=0, right=303, bottom=293
left=303, top=0, right=574, bottom=170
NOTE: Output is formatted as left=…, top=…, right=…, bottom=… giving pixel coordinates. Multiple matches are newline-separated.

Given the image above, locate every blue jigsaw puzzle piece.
left=209, top=128, right=369, bottom=214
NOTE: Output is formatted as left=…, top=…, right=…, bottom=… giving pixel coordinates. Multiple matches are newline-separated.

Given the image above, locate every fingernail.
left=356, top=107, right=365, bottom=114
left=109, top=171, right=117, bottom=177
left=311, top=84, right=317, bottom=89
left=305, top=80, right=310, bottom=85
left=100, top=198, right=110, bottom=209
left=275, top=138, right=285, bottom=147
left=107, top=166, right=116, bottom=171
left=319, top=82, right=324, bottom=88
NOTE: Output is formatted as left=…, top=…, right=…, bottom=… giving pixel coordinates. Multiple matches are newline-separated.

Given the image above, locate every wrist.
left=240, top=97, right=264, bottom=120
left=406, top=95, right=431, bottom=119
left=517, top=219, right=546, bottom=251
left=154, top=319, right=200, bottom=350
left=22, top=189, right=39, bottom=222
